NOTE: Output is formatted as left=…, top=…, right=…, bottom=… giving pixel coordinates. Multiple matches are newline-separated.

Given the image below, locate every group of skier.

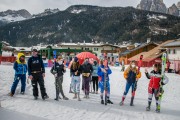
left=9, top=50, right=169, bottom=113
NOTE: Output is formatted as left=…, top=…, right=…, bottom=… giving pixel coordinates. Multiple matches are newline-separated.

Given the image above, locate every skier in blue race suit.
left=9, top=53, right=27, bottom=96
left=98, top=60, right=113, bottom=105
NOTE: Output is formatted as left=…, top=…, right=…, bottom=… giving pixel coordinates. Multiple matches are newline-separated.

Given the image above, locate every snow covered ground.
left=0, top=64, right=180, bottom=120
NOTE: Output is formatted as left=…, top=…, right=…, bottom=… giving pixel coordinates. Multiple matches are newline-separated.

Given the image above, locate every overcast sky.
left=0, top=0, right=179, bottom=14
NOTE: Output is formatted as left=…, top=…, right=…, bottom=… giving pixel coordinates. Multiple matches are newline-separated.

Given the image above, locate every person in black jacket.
left=51, top=55, right=69, bottom=101
left=28, top=49, right=48, bottom=100
left=81, top=58, right=93, bottom=98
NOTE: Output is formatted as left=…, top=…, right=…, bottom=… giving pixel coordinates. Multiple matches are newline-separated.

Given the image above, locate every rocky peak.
left=32, top=8, right=59, bottom=18
left=0, top=9, right=31, bottom=18
left=137, top=0, right=167, bottom=13
left=167, top=4, right=179, bottom=16
left=177, top=2, right=180, bottom=9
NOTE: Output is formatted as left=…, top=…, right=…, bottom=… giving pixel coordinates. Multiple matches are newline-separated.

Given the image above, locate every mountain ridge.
left=0, top=5, right=179, bottom=47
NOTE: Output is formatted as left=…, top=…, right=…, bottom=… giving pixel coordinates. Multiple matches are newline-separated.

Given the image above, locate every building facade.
left=162, top=40, right=180, bottom=73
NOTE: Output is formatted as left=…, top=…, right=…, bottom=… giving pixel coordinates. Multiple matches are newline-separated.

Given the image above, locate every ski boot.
left=105, top=95, right=107, bottom=105
left=119, top=96, right=125, bottom=106
left=156, top=105, right=160, bottom=113
left=107, top=100, right=113, bottom=104
left=156, top=108, right=160, bottom=113
left=119, top=101, right=124, bottom=106
left=101, top=100, right=104, bottom=104
left=42, top=95, right=49, bottom=100
left=8, top=92, right=14, bottom=97
left=34, top=96, right=38, bottom=100
left=63, top=96, right=69, bottom=100
left=54, top=98, right=59, bottom=101
left=130, top=97, right=134, bottom=106
left=146, top=106, right=151, bottom=111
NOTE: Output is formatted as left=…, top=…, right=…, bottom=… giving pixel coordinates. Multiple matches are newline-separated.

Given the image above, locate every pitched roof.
left=128, top=40, right=174, bottom=62
left=120, top=42, right=158, bottom=56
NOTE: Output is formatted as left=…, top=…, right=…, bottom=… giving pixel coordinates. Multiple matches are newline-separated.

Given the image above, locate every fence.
left=127, top=58, right=180, bottom=75
left=127, top=58, right=162, bottom=67
left=0, top=56, right=16, bottom=64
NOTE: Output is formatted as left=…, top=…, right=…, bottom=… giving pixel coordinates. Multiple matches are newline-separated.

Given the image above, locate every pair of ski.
left=156, top=53, right=167, bottom=112
left=102, top=58, right=113, bottom=105
left=103, top=71, right=108, bottom=105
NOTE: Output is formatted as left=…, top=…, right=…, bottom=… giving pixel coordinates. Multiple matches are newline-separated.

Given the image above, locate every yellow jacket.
left=124, top=68, right=141, bottom=79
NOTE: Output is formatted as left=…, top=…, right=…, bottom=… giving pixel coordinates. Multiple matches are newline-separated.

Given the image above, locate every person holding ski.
left=70, top=57, right=82, bottom=101
left=145, top=63, right=169, bottom=113
left=98, top=60, right=113, bottom=105
left=9, top=53, right=27, bottom=96
left=28, top=49, right=49, bottom=100
left=92, top=60, right=99, bottom=94
left=119, top=60, right=141, bottom=106
left=50, top=55, right=69, bottom=101
left=81, top=58, right=93, bottom=98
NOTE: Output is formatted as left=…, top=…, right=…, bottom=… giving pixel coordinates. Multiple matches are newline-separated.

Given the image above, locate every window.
left=85, top=48, right=89, bottom=50
left=94, top=48, right=98, bottom=51
left=173, top=49, right=176, bottom=54
left=168, top=49, right=171, bottom=54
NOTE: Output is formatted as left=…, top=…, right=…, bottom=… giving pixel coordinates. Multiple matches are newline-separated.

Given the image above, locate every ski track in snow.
left=0, top=64, right=180, bottom=120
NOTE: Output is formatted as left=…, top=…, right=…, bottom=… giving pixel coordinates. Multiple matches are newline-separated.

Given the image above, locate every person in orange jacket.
left=120, top=60, right=141, bottom=106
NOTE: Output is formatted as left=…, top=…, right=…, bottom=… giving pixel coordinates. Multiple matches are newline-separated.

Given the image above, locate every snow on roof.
left=57, top=42, right=111, bottom=47
left=13, top=47, right=32, bottom=51
left=163, top=40, right=180, bottom=47
left=2, top=51, right=13, bottom=56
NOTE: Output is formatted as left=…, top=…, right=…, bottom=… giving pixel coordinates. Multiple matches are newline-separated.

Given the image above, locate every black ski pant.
left=92, top=76, right=98, bottom=92
left=31, top=73, right=47, bottom=98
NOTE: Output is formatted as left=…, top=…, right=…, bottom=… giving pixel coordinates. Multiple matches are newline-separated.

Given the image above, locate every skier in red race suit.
left=145, top=63, right=169, bottom=113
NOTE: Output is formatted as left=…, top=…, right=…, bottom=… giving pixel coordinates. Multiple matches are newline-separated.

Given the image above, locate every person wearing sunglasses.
left=27, top=49, right=49, bottom=100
